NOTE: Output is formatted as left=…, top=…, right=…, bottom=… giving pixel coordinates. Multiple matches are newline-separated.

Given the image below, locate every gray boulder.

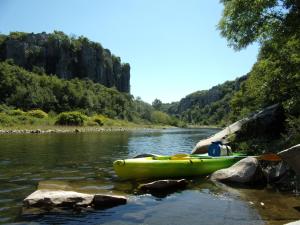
left=139, top=179, right=188, bottom=191
left=210, top=157, right=263, bottom=183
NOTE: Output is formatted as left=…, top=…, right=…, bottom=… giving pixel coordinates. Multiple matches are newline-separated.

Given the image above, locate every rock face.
left=278, top=144, right=300, bottom=177
left=138, top=179, right=188, bottom=191
left=0, top=32, right=130, bottom=93
left=192, top=104, right=285, bottom=154
left=23, top=190, right=127, bottom=210
left=210, top=157, right=262, bottom=184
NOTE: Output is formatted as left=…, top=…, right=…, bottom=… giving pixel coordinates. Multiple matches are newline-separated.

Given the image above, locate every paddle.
left=169, top=153, right=282, bottom=161
left=255, top=153, right=282, bottom=161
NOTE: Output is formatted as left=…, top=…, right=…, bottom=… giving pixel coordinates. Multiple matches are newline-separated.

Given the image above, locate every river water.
left=0, top=128, right=299, bottom=224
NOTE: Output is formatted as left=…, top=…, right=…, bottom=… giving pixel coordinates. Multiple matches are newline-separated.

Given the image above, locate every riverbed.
left=0, top=128, right=299, bottom=224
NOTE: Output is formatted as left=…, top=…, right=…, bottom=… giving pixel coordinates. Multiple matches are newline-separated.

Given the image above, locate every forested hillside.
left=0, top=31, right=130, bottom=92
left=177, top=76, right=247, bottom=125
left=164, top=0, right=300, bottom=147
left=0, top=61, right=179, bottom=126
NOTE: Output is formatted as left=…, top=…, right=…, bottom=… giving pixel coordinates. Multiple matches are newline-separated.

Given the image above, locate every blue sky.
left=0, top=0, right=259, bottom=103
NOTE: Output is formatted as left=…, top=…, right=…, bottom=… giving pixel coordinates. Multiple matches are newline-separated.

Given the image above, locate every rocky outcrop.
left=210, top=157, right=264, bottom=184
left=0, top=32, right=130, bottom=93
left=23, top=190, right=127, bottom=210
left=278, top=144, right=300, bottom=177
left=192, top=104, right=285, bottom=154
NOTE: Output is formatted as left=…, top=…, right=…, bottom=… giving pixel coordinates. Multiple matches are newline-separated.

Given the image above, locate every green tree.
left=152, top=98, right=162, bottom=110
left=219, top=0, right=300, bottom=50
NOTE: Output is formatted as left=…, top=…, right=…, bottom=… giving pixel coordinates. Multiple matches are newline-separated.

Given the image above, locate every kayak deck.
left=113, top=154, right=245, bottom=180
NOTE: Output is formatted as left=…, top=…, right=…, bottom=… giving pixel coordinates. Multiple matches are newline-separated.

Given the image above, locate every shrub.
left=55, top=111, right=87, bottom=126
left=150, top=111, right=172, bottom=125
left=86, top=121, right=98, bottom=126
left=27, top=109, right=48, bottom=118
left=0, top=113, right=14, bottom=126
left=92, top=115, right=105, bottom=126
left=7, top=109, right=25, bottom=116
left=0, top=104, right=13, bottom=113
left=16, top=115, right=36, bottom=125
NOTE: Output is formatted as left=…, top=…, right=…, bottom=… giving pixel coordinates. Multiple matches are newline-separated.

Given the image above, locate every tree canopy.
left=219, top=0, right=300, bottom=50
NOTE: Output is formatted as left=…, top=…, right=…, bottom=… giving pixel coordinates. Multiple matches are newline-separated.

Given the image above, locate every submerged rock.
left=210, top=157, right=264, bottom=184
left=139, top=179, right=188, bottom=191
left=23, top=190, right=127, bottom=210
left=92, top=194, right=127, bottom=209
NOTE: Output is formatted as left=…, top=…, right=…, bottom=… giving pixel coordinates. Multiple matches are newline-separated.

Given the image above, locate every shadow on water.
left=0, top=128, right=299, bottom=224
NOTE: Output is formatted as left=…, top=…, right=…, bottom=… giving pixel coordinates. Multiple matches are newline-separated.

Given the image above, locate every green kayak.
left=113, top=154, right=245, bottom=180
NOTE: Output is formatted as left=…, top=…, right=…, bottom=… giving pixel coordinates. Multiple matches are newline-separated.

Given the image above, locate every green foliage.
left=0, top=62, right=182, bottom=127
left=55, top=111, right=87, bottom=126
left=92, top=115, right=105, bottom=126
left=152, top=98, right=162, bottom=110
left=7, top=109, right=25, bottom=116
left=218, top=0, right=300, bottom=50
left=9, top=32, right=28, bottom=41
left=284, top=116, right=300, bottom=147
left=27, top=109, right=48, bottom=118
left=150, top=111, right=172, bottom=125
left=0, top=62, right=132, bottom=118
left=0, top=113, right=15, bottom=126
left=172, top=77, right=246, bottom=125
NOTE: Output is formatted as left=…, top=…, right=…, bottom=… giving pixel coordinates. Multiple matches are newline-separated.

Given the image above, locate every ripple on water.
left=0, top=160, right=11, bottom=166
left=0, top=185, right=31, bottom=194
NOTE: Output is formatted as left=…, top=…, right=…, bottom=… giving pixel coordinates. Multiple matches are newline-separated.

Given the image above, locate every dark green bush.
left=7, top=109, right=25, bottom=116
left=55, top=111, right=87, bottom=126
left=0, top=113, right=14, bottom=126
left=27, top=109, right=48, bottom=118
left=92, top=115, right=104, bottom=126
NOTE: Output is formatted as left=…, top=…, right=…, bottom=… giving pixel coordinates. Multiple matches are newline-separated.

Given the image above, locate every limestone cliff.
left=0, top=31, right=130, bottom=93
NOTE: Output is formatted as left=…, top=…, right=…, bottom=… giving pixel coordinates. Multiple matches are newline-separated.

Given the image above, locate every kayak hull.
left=113, top=155, right=243, bottom=180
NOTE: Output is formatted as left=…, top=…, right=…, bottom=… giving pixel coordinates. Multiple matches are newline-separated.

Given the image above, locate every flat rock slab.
left=210, top=157, right=260, bottom=183
left=139, top=179, right=188, bottom=191
left=23, top=190, right=127, bottom=210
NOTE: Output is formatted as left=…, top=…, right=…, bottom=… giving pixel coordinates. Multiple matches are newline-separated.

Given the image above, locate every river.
left=0, top=128, right=299, bottom=224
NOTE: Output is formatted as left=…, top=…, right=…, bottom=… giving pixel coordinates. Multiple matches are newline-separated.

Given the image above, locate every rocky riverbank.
left=0, top=126, right=171, bottom=135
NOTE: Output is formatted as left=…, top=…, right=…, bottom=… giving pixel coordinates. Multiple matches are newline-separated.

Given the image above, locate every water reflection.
left=0, top=128, right=299, bottom=224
